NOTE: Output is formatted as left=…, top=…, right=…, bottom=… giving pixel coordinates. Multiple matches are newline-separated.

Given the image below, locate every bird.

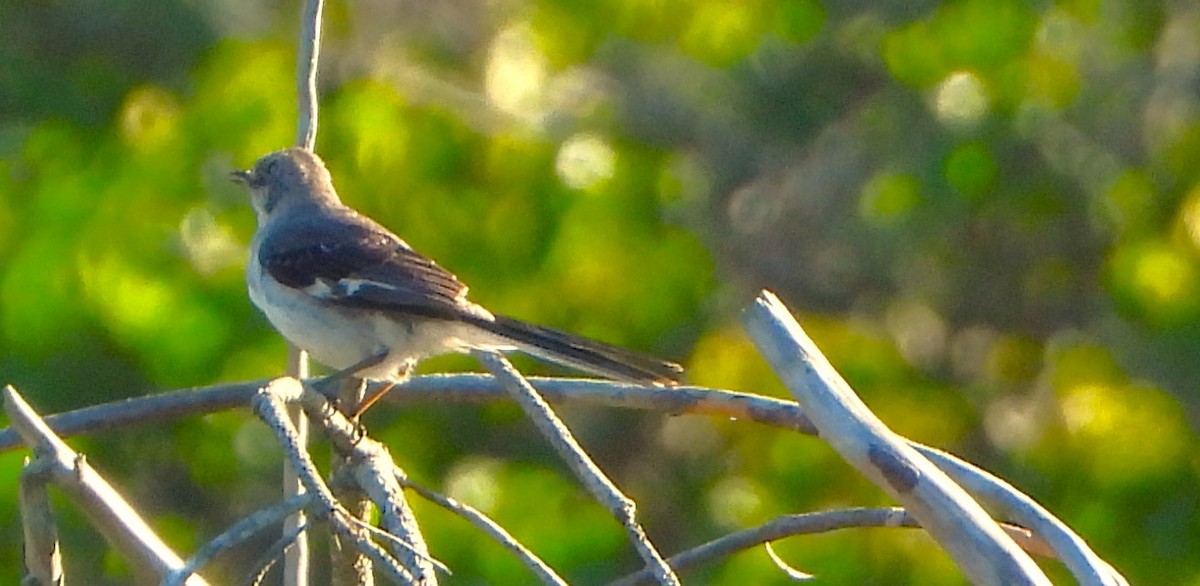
left=231, top=147, right=682, bottom=411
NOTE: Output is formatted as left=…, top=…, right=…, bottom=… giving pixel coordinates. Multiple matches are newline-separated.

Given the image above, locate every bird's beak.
left=230, top=169, right=252, bottom=185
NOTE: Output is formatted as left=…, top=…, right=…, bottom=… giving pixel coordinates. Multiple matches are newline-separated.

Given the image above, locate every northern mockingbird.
left=232, top=148, right=682, bottom=405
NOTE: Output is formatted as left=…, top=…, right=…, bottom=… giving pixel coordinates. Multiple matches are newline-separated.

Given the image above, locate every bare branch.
left=252, top=378, right=416, bottom=584
left=0, top=377, right=809, bottom=454
left=914, top=445, right=1128, bottom=586
left=3, top=386, right=209, bottom=585
left=473, top=350, right=679, bottom=586
left=742, top=291, right=1049, bottom=586
left=0, top=374, right=1123, bottom=582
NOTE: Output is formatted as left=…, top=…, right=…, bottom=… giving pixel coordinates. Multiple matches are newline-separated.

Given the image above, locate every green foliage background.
left=2, top=0, right=1198, bottom=583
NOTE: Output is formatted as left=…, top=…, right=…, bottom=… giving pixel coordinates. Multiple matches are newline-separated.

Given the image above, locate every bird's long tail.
left=468, top=314, right=683, bottom=386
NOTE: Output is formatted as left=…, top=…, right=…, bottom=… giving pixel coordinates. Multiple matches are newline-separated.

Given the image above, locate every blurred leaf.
left=860, top=172, right=921, bottom=225
left=679, top=1, right=766, bottom=67
left=1056, top=381, right=1188, bottom=486
left=773, top=0, right=825, bottom=45
left=1107, top=240, right=1200, bottom=327
left=943, top=142, right=997, bottom=199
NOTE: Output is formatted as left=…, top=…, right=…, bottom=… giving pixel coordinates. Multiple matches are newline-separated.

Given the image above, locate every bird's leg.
left=334, top=377, right=368, bottom=418
left=312, top=351, right=391, bottom=400
left=352, top=361, right=413, bottom=418
left=309, top=350, right=408, bottom=416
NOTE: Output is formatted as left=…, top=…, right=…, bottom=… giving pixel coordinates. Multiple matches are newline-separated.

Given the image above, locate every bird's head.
left=232, top=148, right=340, bottom=222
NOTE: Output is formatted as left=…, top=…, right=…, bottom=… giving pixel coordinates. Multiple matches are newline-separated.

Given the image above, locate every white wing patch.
left=303, top=277, right=399, bottom=300
left=302, top=278, right=336, bottom=298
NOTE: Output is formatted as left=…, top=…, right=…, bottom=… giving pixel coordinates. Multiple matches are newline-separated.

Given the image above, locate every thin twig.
left=743, top=291, right=1049, bottom=586
left=337, top=512, right=448, bottom=577
left=472, top=350, right=679, bottom=586
left=398, top=472, right=567, bottom=586
left=609, top=507, right=1056, bottom=585
left=610, top=508, right=907, bottom=585
left=295, top=0, right=324, bottom=150
left=245, top=521, right=309, bottom=586
left=165, top=494, right=313, bottom=586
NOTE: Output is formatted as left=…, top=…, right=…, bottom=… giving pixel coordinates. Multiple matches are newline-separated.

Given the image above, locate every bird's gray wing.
left=258, top=214, right=470, bottom=319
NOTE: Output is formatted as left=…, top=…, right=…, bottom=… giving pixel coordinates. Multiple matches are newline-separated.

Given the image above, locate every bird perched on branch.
left=232, top=147, right=682, bottom=411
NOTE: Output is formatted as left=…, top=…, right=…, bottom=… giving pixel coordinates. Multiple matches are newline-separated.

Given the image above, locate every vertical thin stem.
left=286, top=0, right=324, bottom=580
left=296, top=0, right=325, bottom=151
left=283, top=345, right=310, bottom=586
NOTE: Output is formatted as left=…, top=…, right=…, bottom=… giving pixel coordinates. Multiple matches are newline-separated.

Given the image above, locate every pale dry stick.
left=287, top=0, right=326, bottom=580
left=284, top=346, right=310, bottom=586
left=472, top=350, right=680, bottom=586
left=397, top=472, right=568, bottom=586
left=294, top=383, right=437, bottom=585
left=19, top=457, right=62, bottom=586
left=0, top=380, right=266, bottom=452
left=164, top=493, right=314, bottom=586
left=743, top=291, right=1050, bottom=586
left=609, top=507, right=1058, bottom=585
left=252, top=378, right=415, bottom=584
left=915, top=445, right=1128, bottom=586
left=3, top=386, right=210, bottom=585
